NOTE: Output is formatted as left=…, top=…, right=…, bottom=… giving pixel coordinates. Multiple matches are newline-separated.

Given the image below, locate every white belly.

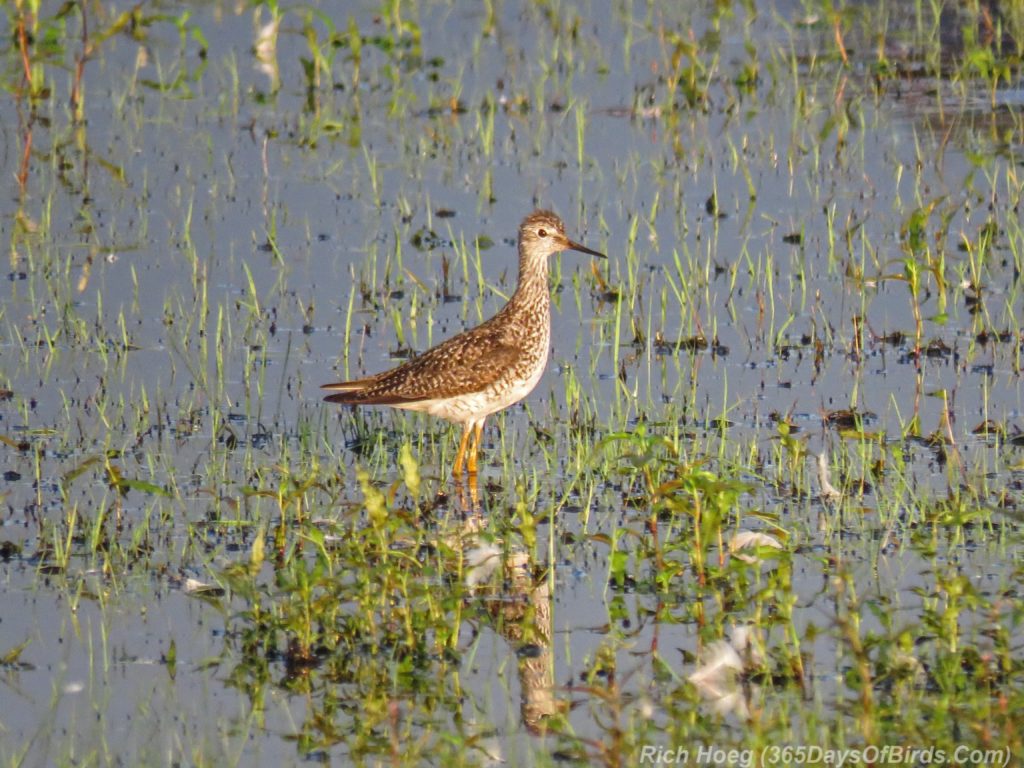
left=397, top=348, right=549, bottom=425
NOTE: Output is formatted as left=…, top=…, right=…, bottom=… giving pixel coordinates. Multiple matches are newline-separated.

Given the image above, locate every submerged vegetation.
left=1, top=0, right=1023, bottom=764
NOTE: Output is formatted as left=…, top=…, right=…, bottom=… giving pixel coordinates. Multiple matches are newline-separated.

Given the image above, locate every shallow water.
left=1, top=1, right=1022, bottom=765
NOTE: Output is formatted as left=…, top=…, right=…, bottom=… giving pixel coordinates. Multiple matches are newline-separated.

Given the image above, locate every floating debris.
left=728, top=530, right=784, bottom=563
left=816, top=452, right=842, bottom=502
left=464, top=543, right=502, bottom=590
left=181, top=577, right=225, bottom=597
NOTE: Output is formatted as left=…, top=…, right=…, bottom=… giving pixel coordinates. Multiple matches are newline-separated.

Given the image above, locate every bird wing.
left=323, top=325, right=522, bottom=405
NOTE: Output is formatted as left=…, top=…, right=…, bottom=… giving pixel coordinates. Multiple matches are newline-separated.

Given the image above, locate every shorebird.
left=323, top=210, right=606, bottom=477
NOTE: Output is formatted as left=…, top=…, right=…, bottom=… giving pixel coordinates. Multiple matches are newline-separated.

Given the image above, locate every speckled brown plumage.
left=323, top=210, right=605, bottom=476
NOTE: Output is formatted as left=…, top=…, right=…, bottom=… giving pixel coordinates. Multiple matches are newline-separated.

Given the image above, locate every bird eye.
left=538, top=228, right=548, bottom=238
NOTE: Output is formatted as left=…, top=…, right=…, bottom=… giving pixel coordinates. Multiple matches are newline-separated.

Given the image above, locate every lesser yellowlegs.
left=323, top=210, right=606, bottom=476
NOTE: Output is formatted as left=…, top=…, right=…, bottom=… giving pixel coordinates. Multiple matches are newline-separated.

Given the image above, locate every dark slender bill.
left=567, top=239, right=606, bottom=259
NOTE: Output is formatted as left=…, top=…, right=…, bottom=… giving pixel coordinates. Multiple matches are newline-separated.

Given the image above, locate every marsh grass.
left=1, top=0, right=1023, bottom=764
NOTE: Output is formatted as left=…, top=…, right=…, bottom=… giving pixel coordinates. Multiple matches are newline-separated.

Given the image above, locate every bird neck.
left=509, top=253, right=551, bottom=316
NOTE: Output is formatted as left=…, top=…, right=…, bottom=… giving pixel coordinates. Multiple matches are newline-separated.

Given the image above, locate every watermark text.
left=638, top=744, right=1011, bottom=767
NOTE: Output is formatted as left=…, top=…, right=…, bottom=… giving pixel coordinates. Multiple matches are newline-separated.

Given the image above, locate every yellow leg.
left=467, top=470, right=479, bottom=510
left=466, top=421, right=484, bottom=475
left=452, top=425, right=472, bottom=478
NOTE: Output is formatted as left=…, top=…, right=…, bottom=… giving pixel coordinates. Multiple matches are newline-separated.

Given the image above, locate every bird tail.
left=321, top=379, right=372, bottom=404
